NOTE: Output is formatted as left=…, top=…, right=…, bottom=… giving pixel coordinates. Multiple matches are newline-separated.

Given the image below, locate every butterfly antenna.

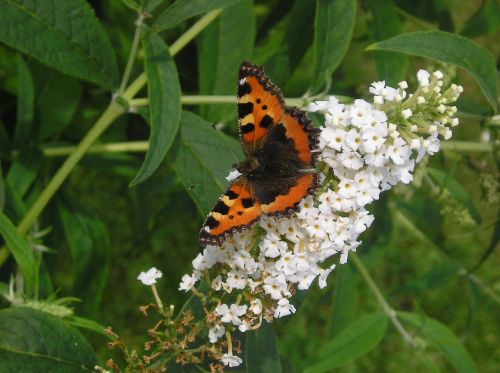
left=211, top=122, right=240, bottom=163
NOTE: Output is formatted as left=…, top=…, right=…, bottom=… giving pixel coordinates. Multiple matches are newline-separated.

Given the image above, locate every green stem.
left=130, top=95, right=306, bottom=107
left=19, top=101, right=123, bottom=235
left=0, top=9, right=223, bottom=268
left=122, top=9, right=223, bottom=103
left=0, top=101, right=124, bottom=265
left=350, top=253, right=417, bottom=347
left=130, top=94, right=353, bottom=108
left=21, top=139, right=494, bottom=159
left=440, top=141, right=493, bottom=152
left=41, top=141, right=150, bottom=157
left=118, top=12, right=145, bottom=94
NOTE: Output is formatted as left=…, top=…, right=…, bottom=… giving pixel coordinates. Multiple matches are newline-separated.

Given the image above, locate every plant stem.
left=118, top=12, right=145, bottom=94
left=440, top=141, right=493, bottom=152
left=21, top=101, right=123, bottom=235
left=121, top=9, right=223, bottom=103
left=350, top=253, right=417, bottom=347
left=41, top=141, right=150, bottom=157
left=130, top=96, right=305, bottom=107
left=0, top=101, right=124, bottom=265
left=24, top=140, right=493, bottom=159
left=130, top=94, right=354, bottom=108
left=171, top=9, right=222, bottom=56
left=151, top=284, right=164, bottom=313
left=0, top=10, right=223, bottom=268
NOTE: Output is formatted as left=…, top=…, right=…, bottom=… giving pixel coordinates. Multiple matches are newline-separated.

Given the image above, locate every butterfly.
left=199, top=61, right=319, bottom=246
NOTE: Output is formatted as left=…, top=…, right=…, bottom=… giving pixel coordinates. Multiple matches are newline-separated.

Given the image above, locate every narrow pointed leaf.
left=0, top=0, right=119, bottom=88
left=152, top=0, right=242, bottom=32
left=311, top=0, right=357, bottom=93
left=130, top=33, right=181, bottom=186
left=0, top=212, right=38, bottom=295
left=367, top=31, right=498, bottom=112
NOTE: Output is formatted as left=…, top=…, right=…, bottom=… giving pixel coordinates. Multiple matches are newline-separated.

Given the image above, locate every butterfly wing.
left=200, top=61, right=320, bottom=246
left=258, top=173, right=318, bottom=216
left=237, top=61, right=285, bottom=150
left=281, top=107, right=319, bottom=165
left=200, top=180, right=262, bottom=246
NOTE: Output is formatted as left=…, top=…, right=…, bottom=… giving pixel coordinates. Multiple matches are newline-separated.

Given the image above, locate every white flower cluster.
left=178, top=69, right=462, bottom=367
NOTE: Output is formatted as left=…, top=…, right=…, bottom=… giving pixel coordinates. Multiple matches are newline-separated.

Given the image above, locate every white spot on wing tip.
left=203, top=226, right=210, bottom=232
left=239, top=78, right=246, bottom=85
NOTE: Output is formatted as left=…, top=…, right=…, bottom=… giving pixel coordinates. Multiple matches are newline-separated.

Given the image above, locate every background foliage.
left=0, top=0, right=499, bottom=371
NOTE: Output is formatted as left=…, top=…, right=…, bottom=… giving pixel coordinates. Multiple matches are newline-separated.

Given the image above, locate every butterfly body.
left=200, top=61, right=319, bottom=246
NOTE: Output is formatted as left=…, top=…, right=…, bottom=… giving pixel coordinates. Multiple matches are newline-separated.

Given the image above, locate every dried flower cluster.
left=169, top=69, right=461, bottom=368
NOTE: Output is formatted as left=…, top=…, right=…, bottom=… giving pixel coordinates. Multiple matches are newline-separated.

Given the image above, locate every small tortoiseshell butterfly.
left=200, top=61, right=319, bottom=246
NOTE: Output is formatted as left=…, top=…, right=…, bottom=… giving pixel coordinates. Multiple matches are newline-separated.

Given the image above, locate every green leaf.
left=399, top=312, right=477, bottom=373
left=57, top=196, right=109, bottom=317
left=426, top=167, right=481, bottom=224
left=4, top=183, right=27, bottom=223
left=6, top=148, right=44, bottom=199
left=0, top=212, right=38, bottom=295
left=14, top=55, right=34, bottom=147
left=0, top=0, right=119, bottom=89
left=468, top=202, right=500, bottom=273
left=367, top=0, right=408, bottom=85
left=311, top=0, right=357, bottom=93
left=284, top=0, right=316, bottom=74
left=130, top=32, right=181, bottom=186
left=198, top=0, right=255, bottom=123
left=460, top=0, right=500, bottom=37
left=31, top=64, right=81, bottom=141
left=172, top=111, right=242, bottom=216
left=304, top=312, right=388, bottom=373
left=152, top=0, right=243, bottom=32
left=245, top=322, right=283, bottom=373
left=0, top=166, right=5, bottom=212
left=329, top=263, right=358, bottom=337
left=0, top=307, right=97, bottom=372
left=366, top=31, right=498, bottom=112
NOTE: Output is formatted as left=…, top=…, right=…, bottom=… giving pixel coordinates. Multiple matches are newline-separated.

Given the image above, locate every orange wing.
left=237, top=61, right=285, bottom=149
left=281, top=107, right=318, bottom=165
left=260, top=174, right=318, bottom=216
left=200, top=181, right=262, bottom=246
